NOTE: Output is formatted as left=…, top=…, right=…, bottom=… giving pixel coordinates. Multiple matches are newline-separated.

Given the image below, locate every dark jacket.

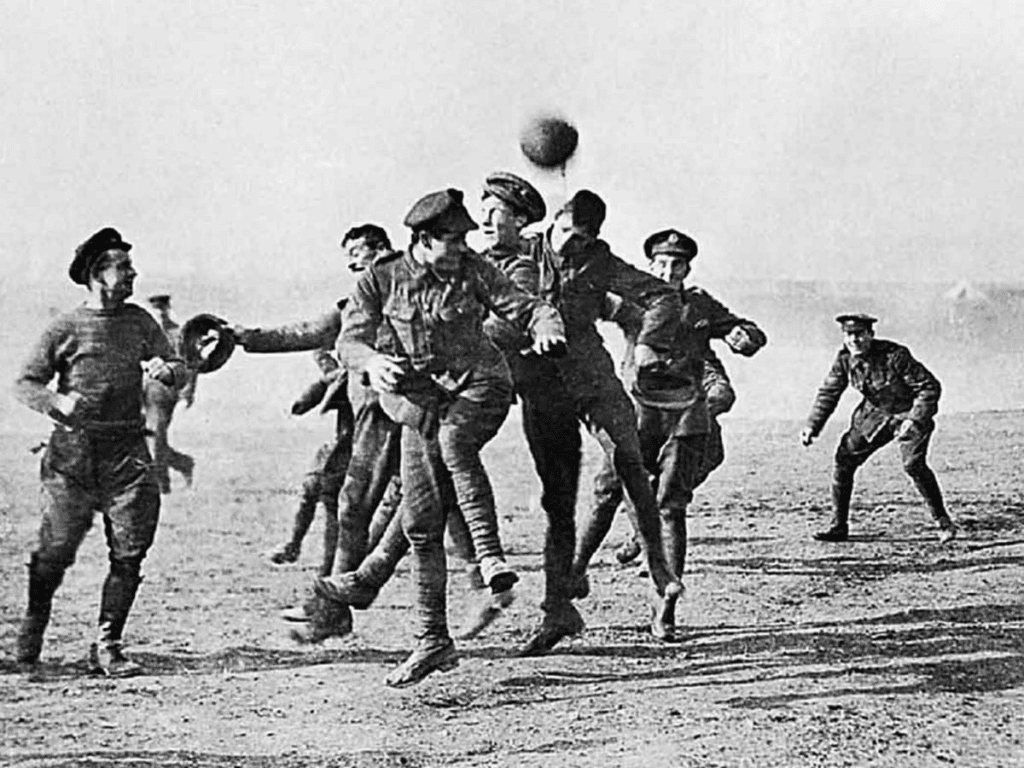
left=806, top=339, right=941, bottom=438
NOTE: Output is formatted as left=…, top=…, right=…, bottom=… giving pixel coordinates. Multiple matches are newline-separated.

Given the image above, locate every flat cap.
left=835, top=313, right=877, bottom=331
left=557, top=189, right=606, bottom=235
left=69, top=227, right=132, bottom=285
left=483, top=171, right=546, bottom=225
left=643, top=229, right=698, bottom=261
left=403, top=188, right=478, bottom=234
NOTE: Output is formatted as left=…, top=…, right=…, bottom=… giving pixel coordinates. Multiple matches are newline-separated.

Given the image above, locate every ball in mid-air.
left=519, top=114, right=579, bottom=169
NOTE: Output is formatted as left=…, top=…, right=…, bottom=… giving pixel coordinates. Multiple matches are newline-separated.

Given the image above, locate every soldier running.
left=14, top=228, right=187, bottom=676
left=325, top=188, right=565, bottom=686
left=800, top=313, right=957, bottom=544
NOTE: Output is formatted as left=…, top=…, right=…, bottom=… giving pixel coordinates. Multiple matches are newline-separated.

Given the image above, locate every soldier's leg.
left=333, top=400, right=402, bottom=573
left=572, top=451, right=624, bottom=595
left=518, top=388, right=586, bottom=656
left=143, top=393, right=173, bottom=494
left=367, top=475, right=403, bottom=550
left=18, top=462, right=98, bottom=665
left=385, top=425, right=458, bottom=688
left=582, top=389, right=677, bottom=597
left=898, top=423, right=954, bottom=536
left=436, top=395, right=513, bottom=592
left=816, top=428, right=883, bottom=541
left=93, top=434, right=161, bottom=676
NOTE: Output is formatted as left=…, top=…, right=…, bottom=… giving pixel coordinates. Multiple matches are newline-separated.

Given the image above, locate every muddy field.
left=3, top=391, right=1024, bottom=766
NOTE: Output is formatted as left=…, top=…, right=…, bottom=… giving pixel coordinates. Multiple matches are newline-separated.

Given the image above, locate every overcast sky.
left=2, top=0, right=1022, bottom=296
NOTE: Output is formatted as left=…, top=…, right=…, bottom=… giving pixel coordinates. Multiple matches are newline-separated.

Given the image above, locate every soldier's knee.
left=301, top=472, right=324, bottom=498
left=659, top=504, right=688, bottom=524
left=902, top=457, right=930, bottom=478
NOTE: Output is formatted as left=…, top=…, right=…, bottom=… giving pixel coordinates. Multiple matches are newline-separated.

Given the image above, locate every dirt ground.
left=3, top=405, right=1024, bottom=767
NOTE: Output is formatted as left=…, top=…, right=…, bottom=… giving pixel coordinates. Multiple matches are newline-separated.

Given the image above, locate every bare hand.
left=145, top=358, right=176, bottom=386
left=531, top=329, right=568, bottom=358
left=364, top=354, right=406, bottom=394
left=799, top=427, right=815, bottom=446
left=53, top=391, right=84, bottom=426
left=896, top=420, right=916, bottom=440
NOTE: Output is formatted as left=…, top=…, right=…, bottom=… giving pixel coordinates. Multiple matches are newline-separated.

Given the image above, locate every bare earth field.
left=3, top=402, right=1024, bottom=767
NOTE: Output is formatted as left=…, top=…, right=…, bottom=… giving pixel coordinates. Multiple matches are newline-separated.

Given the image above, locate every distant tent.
left=943, top=280, right=988, bottom=303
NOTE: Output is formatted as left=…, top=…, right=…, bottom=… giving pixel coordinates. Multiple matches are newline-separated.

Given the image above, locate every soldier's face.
left=480, top=196, right=525, bottom=249
left=421, top=230, right=468, bottom=269
left=91, top=250, right=136, bottom=301
left=344, top=237, right=376, bottom=273
left=550, top=212, right=591, bottom=254
left=843, top=327, right=874, bottom=356
left=650, top=255, right=691, bottom=290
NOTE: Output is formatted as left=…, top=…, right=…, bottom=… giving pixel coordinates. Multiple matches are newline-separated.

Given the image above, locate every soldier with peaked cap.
left=504, top=190, right=685, bottom=656
left=143, top=293, right=197, bottom=493
left=604, top=229, right=768, bottom=567
left=14, top=228, right=187, bottom=676
left=800, top=314, right=957, bottom=543
left=321, top=187, right=565, bottom=687
left=572, top=228, right=766, bottom=639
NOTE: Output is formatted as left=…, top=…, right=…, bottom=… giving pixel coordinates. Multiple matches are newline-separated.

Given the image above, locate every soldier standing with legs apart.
left=335, top=188, right=565, bottom=686
left=14, top=228, right=186, bottom=676
left=800, top=314, right=957, bottom=544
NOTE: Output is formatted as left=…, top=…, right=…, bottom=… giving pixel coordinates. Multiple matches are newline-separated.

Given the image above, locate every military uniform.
left=805, top=314, right=954, bottom=541
left=510, top=191, right=686, bottom=654
left=15, top=228, right=187, bottom=673
left=334, top=188, right=564, bottom=685
left=604, top=231, right=767, bottom=566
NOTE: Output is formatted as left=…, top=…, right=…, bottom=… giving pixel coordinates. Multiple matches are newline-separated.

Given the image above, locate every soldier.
left=14, top=228, right=187, bottom=676
left=610, top=231, right=767, bottom=564
left=511, top=191, right=684, bottom=656
left=800, top=314, right=957, bottom=544
left=329, top=188, right=565, bottom=686
left=315, top=172, right=551, bottom=641
left=231, top=225, right=396, bottom=582
left=143, top=294, right=197, bottom=493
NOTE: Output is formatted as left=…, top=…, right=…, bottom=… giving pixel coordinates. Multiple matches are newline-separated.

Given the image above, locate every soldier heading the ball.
left=514, top=190, right=685, bottom=656
left=800, top=314, right=957, bottom=544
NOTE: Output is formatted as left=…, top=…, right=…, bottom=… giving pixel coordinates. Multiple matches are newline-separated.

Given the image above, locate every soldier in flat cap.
left=800, top=314, right=956, bottom=543
left=319, top=188, right=564, bottom=686
left=573, top=228, right=767, bottom=639
left=143, top=294, right=197, bottom=493
left=606, top=230, right=768, bottom=566
left=13, top=228, right=187, bottom=676
left=307, top=172, right=552, bottom=642
left=502, top=190, right=686, bottom=655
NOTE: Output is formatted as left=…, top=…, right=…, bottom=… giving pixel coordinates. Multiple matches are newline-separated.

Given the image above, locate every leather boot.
left=815, top=470, right=853, bottom=541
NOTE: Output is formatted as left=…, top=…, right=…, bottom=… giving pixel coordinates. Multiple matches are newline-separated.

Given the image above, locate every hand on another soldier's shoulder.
left=799, top=426, right=815, bottom=446
left=364, top=354, right=406, bottom=394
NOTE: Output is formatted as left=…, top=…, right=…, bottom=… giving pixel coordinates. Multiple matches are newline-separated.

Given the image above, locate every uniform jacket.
left=535, top=236, right=681, bottom=400
left=339, top=249, right=564, bottom=403
left=806, top=338, right=941, bottom=439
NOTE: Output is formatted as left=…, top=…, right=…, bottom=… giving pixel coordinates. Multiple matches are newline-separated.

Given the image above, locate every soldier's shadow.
left=495, top=602, right=1024, bottom=707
